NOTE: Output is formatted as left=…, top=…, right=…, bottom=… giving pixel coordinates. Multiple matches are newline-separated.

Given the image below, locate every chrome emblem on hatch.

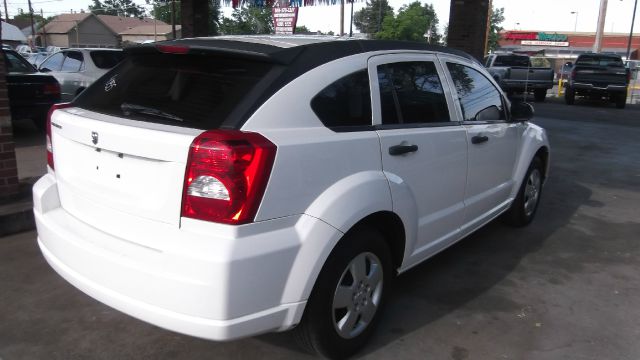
left=104, top=75, right=117, bottom=92
left=91, top=131, right=99, bottom=145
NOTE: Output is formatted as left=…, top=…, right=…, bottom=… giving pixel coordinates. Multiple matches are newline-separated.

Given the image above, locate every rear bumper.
left=501, top=80, right=553, bottom=91
left=34, top=174, right=340, bottom=341
left=571, top=82, right=627, bottom=93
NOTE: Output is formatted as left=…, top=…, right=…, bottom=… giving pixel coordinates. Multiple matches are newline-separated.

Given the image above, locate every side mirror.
left=39, top=67, right=51, bottom=73
left=511, top=102, right=534, bottom=122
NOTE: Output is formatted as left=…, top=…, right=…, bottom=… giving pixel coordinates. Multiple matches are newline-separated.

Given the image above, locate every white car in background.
left=34, top=37, right=550, bottom=359
left=38, top=48, right=124, bottom=101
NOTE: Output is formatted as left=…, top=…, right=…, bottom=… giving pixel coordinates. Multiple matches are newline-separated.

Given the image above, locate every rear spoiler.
left=125, top=39, right=303, bottom=65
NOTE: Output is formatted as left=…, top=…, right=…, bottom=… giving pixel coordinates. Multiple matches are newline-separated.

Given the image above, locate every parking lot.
left=1, top=99, right=639, bottom=359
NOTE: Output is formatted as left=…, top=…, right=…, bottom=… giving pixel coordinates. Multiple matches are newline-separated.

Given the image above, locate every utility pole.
left=41, top=8, right=47, bottom=47
left=349, top=0, right=353, bottom=37
left=3, top=0, right=8, bottom=22
left=28, top=0, right=36, bottom=47
left=340, top=0, right=344, bottom=36
left=171, top=0, right=177, bottom=39
left=594, top=0, right=608, bottom=53
left=626, top=0, right=638, bottom=60
left=75, top=20, right=79, bottom=47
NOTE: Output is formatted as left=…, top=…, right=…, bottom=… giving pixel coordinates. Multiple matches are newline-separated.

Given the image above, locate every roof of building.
left=97, top=15, right=164, bottom=34
left=42, top=13, right=91, bottom=34
left=42, top=13, right=166, bottom=35
left=1, top=21, right=27, bottom=41
left=119, top=24, right=181, bottom=36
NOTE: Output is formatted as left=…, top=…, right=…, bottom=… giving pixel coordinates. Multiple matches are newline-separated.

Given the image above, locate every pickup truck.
left=3, top=49, right=61, bottom=130
left=565, top=53, right=630, bottom=109
left=485, top=54, right=555, bottom=102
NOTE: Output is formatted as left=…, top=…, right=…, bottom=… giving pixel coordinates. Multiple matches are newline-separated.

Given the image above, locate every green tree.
left=353, top=0, right=393, bottom=35
left=219, top=6, right=272, bottom=35
left=376, top=1, right=440, bottom=43
left=295, top=25, right=311, bottom=34
left=88, top=0, right=145, bottom=17
left=12, top=12, right=45, bottom=23
left=487, top=7, right=505, bottom=52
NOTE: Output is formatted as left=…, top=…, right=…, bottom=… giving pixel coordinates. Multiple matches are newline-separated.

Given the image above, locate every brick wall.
left=447, top=0, right=491, bottom=61
left=0, top=13, right=19, bottom=200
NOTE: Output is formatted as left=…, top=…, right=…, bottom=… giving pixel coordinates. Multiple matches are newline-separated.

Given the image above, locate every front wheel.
left=504, top=157, right=544, bottom=227
left=293, top=227, right=392, bottom=359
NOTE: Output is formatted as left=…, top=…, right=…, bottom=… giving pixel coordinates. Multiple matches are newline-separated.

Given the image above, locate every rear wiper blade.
left=121, top=103, right=183, bottom=122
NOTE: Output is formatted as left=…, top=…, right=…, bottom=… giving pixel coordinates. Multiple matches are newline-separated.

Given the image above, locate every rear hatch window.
left=493, top=55, right=530, bottom=67
left=74, top=53, right=275, bottom=129
left=89, top=50, right=124, bottom=69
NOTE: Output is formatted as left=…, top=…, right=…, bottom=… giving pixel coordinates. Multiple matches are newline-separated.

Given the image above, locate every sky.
left=3, top=0, right=640, bottom=35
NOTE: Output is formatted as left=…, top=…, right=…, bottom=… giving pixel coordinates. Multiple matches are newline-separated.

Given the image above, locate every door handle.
left=389, top=144, right=418, bottom=156
left=471, top=135, right=489, bottom=144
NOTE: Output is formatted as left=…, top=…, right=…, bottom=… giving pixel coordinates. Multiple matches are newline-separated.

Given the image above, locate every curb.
left=0, top=179, right=37, bottom=237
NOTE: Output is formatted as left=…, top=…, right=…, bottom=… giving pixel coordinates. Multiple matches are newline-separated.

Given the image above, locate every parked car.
left=565, top=53, right=630, bottom=108
left=34, top=38, right=550, bottom=359
left=2, top=49, right=60, bottom=130
left=38, top=48, right=124, bottom=101
left=15, top=44, right=34, bottom=56
left=26, top=52, right=49, bottom=68
left=485, top=53, right=555, bottom=102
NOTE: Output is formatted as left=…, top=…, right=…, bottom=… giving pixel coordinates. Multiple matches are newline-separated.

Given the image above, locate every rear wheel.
left=534, top=89, right=546, bottom=102
left=614, top=93, right=627, bottom=109
left=504, top=157, right=543, bottom=227
left=293, top=227, right=392, bottom=359
left=564, top=87, right=575, bottom=105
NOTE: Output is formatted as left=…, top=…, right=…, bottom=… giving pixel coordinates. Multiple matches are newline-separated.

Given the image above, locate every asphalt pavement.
left=1, top=99, right=639, bottom=359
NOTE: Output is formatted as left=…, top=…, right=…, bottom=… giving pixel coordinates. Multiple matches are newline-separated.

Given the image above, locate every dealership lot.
left=1, top=100, right=639, bottom=360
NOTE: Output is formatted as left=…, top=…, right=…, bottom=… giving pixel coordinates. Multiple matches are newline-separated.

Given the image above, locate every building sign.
left=272, top=7, right=299, bottom=35
left=521, top=40, right=569, bottom=47
left=505, top=31, right=569, bottom=42
left=537, top=32, right=568, bottom=42
left=505, top=32, right=538, bottom=40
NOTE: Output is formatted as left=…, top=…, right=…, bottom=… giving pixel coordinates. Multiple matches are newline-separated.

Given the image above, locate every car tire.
left=293, top=226, right=392, bottom=359
left=614, top=93, right=626, bottom=109
left=504, top=157, right=544, bottom=227
left=534, top=89, right=546, bottom=102
left=564, top=87, right=575, bottom=105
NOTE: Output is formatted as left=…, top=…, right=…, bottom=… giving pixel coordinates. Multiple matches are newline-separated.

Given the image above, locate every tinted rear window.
left=74, top=53, right=274, bottom=129
left=493, top=55, right=530, bottom=67
left=90, top=50, right=124, bottom=69
left=576, top=55, right=624, bottom=67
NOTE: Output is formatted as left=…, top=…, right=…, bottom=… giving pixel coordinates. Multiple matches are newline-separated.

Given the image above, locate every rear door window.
left=377, top=61, right=450, bottom=125
left=61, top=51, right=84, bottom=72
left=74, top=53, right=275, bottom=129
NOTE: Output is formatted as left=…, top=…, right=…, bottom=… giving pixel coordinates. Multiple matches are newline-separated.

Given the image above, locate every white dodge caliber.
left=34, top=36, right=550, bottom=359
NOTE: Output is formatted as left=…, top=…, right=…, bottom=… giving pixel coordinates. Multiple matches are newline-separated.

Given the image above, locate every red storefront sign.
left=272, top=7, right=299, bottom=35
left=504, top=31, right=538, bottom=40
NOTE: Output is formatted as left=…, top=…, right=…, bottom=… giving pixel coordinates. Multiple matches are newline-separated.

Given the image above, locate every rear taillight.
left=46, top=103, right=72, bottom=170
left=155, top=44, right=190, bottom=54
left=181, top=130, right=276, bottom=225
left=42, top=82, right=60, bottom=96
